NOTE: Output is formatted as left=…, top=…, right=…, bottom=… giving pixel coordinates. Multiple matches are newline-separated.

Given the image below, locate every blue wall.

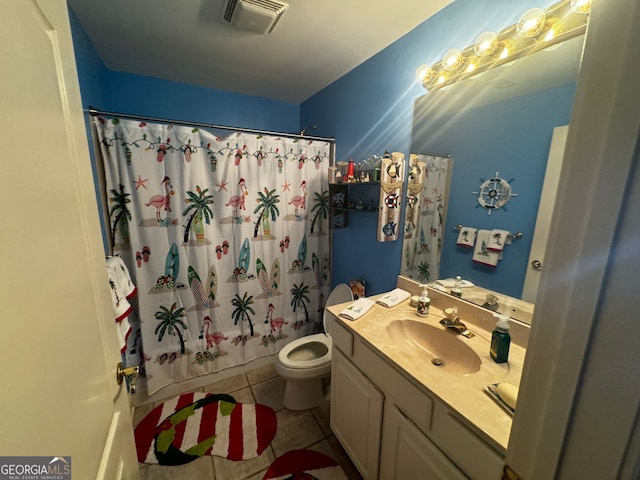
left=70, top=9, right=109, bottom=110
left=413, top=82, right=576, bottom=298
left=70, top=0, right=574, bottom=296
left=102, top=71, right=300, bottom=134
left=69, top=10, right=300, bottom=130
left=301, top=0, right=570, bottom=296
left=69, top=9, right=301, bottom=252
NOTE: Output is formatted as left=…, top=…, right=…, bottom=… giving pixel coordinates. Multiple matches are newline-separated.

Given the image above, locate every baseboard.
left=131, top=354, right=277, bottom=407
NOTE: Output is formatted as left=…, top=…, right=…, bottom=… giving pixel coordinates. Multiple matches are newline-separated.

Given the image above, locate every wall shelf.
left=329, top=182, right=380, bottom=229
left=330, top=207, right=379, bottom=213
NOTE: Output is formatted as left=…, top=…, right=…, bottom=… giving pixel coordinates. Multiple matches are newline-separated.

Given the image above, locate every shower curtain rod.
left=86, top=106, right=335, bottom=143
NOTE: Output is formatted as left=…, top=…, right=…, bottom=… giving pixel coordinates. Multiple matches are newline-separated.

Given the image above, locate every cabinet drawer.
left=327, top=315, right=353, bottom=356
left=354, top=339, right=433, bottom=432
left=431, top=401, right=503, bottom=480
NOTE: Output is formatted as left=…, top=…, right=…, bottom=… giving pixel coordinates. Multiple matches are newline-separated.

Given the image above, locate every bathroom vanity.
left=326, top=279, right=529, bottom=480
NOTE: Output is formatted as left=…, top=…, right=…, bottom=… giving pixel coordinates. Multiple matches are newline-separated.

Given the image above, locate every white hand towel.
left=339, top=298, right=375, bottom=321
left=456, top=227, right=477, bottom=248
left=487, top=229, right=511, bottom=252
left=376, top=288, right=411, bottom=308
left=106, top=256, right=136, bottom=352
left=472, top=230, right=500, bottom=267
left=106, top=255, right=136, bottom=298
left=436, top=278, right=475, bottom=288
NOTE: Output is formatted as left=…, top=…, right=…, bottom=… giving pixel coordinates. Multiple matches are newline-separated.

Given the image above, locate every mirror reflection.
left=407, top=33, right=585, bottom=323
left=400, top=153, right=453, bottom=283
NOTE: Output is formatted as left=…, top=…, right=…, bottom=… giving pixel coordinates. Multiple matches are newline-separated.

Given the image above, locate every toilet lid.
left=322, top=283, right=354, bottom=335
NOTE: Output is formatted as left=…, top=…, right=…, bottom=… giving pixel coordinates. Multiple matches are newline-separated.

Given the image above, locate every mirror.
left=407, top=34, right=585, bottom=323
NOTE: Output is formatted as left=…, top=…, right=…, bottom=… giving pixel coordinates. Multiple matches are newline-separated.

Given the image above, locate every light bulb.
left=498, top=39, right=514, bottom=60
left=415, top=64, right=436, bottom=84
left=517, top=8, right=546, bottom=38
left=542, top=18, right=563, bottom=42
left=442, top=49, right=465, bottom=71
left=570, top=0, right=591, bottom=13
left=465, top=58, right=478, bottom=74
left=474, top=31, right=498, bottom=56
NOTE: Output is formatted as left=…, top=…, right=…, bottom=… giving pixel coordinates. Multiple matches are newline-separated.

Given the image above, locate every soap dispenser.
left=417, top=284, right=430, bottom=317
left=490, top=313, right=511, bottom=363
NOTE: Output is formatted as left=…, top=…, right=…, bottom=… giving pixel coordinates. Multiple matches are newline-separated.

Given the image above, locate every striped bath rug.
left=134, top=391, right=277, bottom=466
left=263, top=449, right=348, bottom=479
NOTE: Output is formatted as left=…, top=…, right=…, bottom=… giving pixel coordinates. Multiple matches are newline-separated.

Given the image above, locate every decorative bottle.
left=490, top=313, right=511, bottom=363
left=347, top=158, right=355, bottom=182
left=417, top=284, right=430, bottom=317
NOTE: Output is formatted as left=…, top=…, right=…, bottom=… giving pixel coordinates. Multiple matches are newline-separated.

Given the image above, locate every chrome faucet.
left=439, top=307, right=475, bottom=338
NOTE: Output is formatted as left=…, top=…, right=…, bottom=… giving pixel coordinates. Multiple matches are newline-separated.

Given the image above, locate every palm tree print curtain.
left=96, top=118, right=331, bottom=395
left=400, top=154, right=452, bottom=283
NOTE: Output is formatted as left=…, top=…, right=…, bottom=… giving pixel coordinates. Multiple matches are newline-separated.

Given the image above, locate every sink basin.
left=386, top=319, right=482, bottom=375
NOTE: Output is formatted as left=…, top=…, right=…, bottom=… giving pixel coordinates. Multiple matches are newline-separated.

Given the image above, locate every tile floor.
left=134, top=362, right=363, bottom=480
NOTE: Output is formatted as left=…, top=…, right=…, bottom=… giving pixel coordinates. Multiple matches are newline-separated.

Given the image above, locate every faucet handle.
left=450, top=276, right=464, bottom=297
left=443, top=306, right=458, bottom=320
left=482, top=293, right=500, bottom=311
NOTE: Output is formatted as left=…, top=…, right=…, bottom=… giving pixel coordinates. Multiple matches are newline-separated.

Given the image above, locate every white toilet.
left=275, top=284, right=353, bottom=410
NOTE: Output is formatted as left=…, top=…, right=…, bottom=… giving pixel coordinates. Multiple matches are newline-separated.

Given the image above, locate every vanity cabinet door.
left=331, top=349, right=384, bottom=479
left=380, top=404, right=468, bottom=480
left=431, top=401, right=504, bottom=480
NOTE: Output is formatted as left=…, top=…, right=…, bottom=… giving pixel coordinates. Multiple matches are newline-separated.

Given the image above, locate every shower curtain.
left=95, top=117, right=331, bottom=395
left=401, top=154, right=452, bottom=283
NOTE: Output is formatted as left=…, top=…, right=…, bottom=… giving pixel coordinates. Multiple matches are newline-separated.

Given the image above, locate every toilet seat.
left=276, top=283, right=353, bottom=370
left=275, top=284, right=354, bottom=410
left=278, top=333, right=332, bottom=369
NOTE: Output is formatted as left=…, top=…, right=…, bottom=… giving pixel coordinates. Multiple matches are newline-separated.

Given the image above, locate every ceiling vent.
left=221, top=0, right=289, bottom=34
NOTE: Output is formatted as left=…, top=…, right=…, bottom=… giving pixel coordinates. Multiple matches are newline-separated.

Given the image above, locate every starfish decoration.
left=281, top=181, right=291, bottom=192
left=133, top=175, right=148, bottom=190
left=217, top=180, right=229, bottom=192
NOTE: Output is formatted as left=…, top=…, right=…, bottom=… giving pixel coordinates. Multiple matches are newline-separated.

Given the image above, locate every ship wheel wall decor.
left=472, top=172, right=518, bottom=215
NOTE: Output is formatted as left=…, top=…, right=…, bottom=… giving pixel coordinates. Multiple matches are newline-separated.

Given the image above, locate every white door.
left=0, top=1, right=139, bottom=479
left=521, top=125, right=569, bottom=303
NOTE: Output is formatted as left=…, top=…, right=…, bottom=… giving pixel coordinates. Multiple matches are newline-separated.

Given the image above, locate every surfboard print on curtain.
left=97, top=118, right=331, bottom=395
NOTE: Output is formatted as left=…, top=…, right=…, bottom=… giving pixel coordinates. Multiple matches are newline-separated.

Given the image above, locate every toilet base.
left=282, top=377, right=329, bottom=411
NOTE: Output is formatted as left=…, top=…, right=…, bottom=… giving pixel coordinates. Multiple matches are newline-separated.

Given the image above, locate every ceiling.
left=68, top=0, right=452, bottom=104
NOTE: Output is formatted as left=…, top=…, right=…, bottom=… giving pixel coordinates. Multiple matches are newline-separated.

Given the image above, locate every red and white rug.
left=134, top=392, right=277, bottom=466
left=263, top=449, right=348, bottom=480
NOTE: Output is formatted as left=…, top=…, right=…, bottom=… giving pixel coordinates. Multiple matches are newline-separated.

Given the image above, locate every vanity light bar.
left=417, top=0, right=590, bottom=92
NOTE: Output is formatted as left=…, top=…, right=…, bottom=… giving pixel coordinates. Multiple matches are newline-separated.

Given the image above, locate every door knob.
left=116, top=362, right=140, bottom=392
left=531, top=259, right=543, bottom=270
